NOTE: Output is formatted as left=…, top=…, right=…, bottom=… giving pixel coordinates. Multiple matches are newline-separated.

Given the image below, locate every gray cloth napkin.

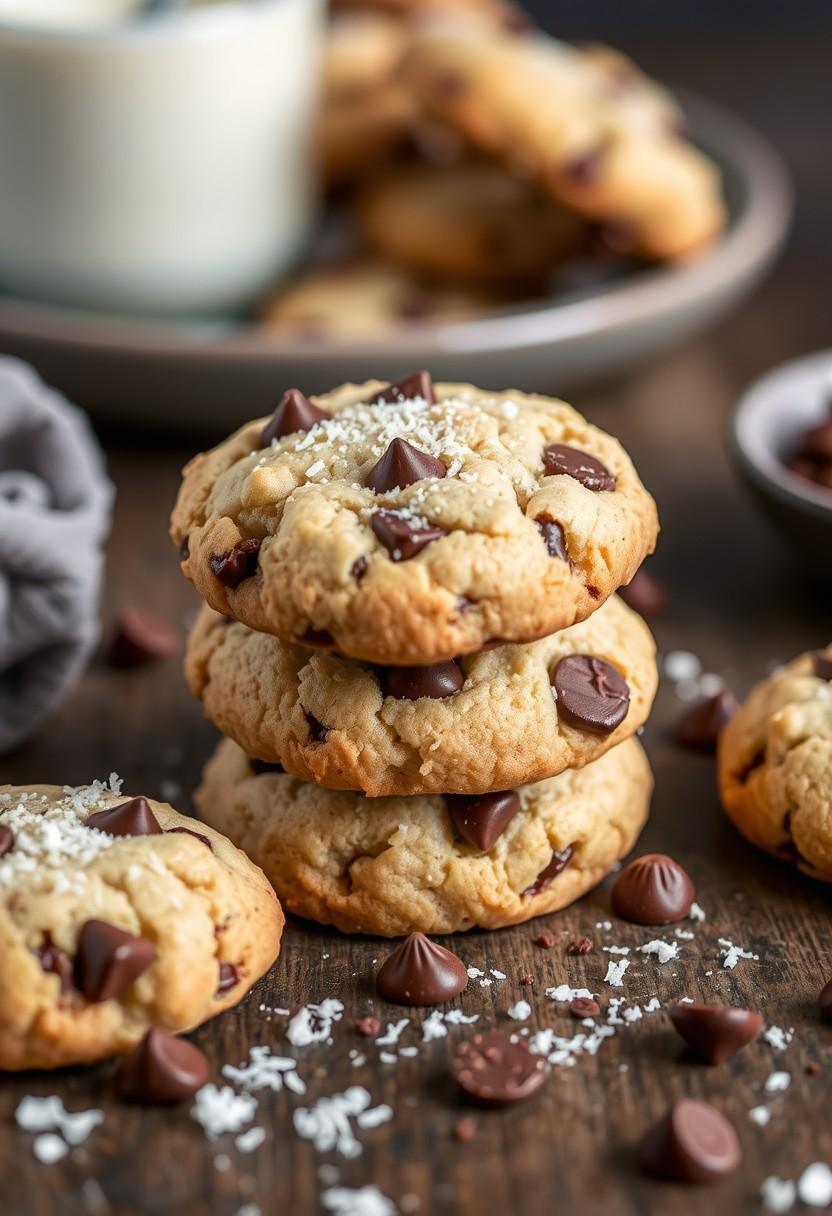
left=0, top=358, right=113, bottom=753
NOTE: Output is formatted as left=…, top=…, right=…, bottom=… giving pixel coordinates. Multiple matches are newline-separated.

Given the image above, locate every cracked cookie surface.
left=0, top=779, right=283, bottom=1069
left=171, top=378, right=658, bottom=666
left=195, top=736, right=652, bottom=936
left=719, top=646, right=832, bottom=882
left=186, top=595, right=657, bottom=797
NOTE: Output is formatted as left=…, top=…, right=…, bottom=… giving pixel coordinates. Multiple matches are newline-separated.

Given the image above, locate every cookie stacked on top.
left=172, top=372, right=660, bottom=936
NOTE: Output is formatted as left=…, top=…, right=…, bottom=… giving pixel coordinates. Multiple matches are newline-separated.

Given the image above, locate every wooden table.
left=2, top=35, right=831, bottom=1216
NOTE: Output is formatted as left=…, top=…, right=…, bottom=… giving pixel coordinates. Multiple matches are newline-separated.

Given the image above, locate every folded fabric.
left=0, top=358, right=113, bottom=754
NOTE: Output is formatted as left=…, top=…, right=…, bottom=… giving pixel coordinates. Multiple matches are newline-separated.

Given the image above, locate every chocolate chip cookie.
left=719, top=647, right=832, bottom=881
left=0, top=780, right=283, bottom=1069
left=195, top=735, right=652, bottom=936
left=185, top=594, right=657, bottom=796
left=171, top=376, right=658, bottom=666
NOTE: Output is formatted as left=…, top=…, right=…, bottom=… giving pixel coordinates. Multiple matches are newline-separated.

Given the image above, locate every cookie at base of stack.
left=196, top=735, right=652, bottom=937
left=0, top=782, right=283, bottom=1070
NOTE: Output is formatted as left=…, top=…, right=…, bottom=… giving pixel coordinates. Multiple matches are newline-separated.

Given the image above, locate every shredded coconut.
left=798, top=1163, right=832, bottom=1208
left=546, top=984, right=593, bottom=1003
left=764, top=1026, right=794, bottom=1052
left=689, top=902, right=706, bottom=921
left=235, top=1127, right=266, bottom=1153
left=375, top=1019, right=410, bottom=1047
left=191, top=1085, right=257, bottom=1139
left=223, top=1046, right=306, bottom=1095
left=637, top=939, right=680, bottom=965
left=16, top=1096, right=104, bottom=1153
left=750, top=1106, right=771, bottom=1127
left=718, top=938, right=759, bottom=969
left=761, top=1177, right=797, bottom=1213
left=507, top=1001, right=532, bottom=1022
left=765, top=1071, right=791, bottom=1094
left=604, top=959, right=630, bottom=987
left=321, top=1186, right=397, bottom=1216
left=287, top=999, right=344, bottom=1047
left=293, top=1088, right=390, bottom=1158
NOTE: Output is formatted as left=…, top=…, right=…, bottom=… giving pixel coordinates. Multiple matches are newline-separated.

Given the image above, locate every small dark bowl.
left=730, top=350, right=832, bottom=576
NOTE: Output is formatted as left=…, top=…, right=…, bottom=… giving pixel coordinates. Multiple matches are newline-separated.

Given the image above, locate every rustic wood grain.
left=1, top=36, right=831, bottom=1216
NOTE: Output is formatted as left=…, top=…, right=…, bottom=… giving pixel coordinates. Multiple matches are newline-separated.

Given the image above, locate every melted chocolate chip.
left=166, top=826, right=214, bottom=852
left=371, top=510, right=445, bottom=561
left=35, top=935, right=74, bottom=993
left=210, top=538, right=261, bottom=589
left=543, top=444, right=616, bottom=491
left=117, top=1028, right=210, bottom=1105
left=0, top=824, right=13, bottom=857
left=452, top=1031, right=546, bottom=1105
left=814, top=652, right=832, bottom=681
left=366, top=438, right=447, bottom=494
left=216, top=962, right=241, bottom=996
left=383, top=660, right=465, bottom=700
left=376, top=933, right=468, bottom=1006
left=669, top=1003, right=763, bottom=1064
left=110, top=608, right=179, bottom=668
left=260, top=389, right=329, bottom=445
left=675, top=691, right=739, bottom=751
left=640, top=1100, right=741, bottom=1183
left=86, top=797, right=162, bottom=838
left=553, top=655, right=630, bottom=734
left=619, top=568, right=668, bottom=617
left=523, top=846, right=574, bottom=896
left=74, top=920, right=156, bottom=1003
left=534, top=515, right=569, bottom=562
left=351, top=556, right=369, bottom=583
left=445, top=790, right=520, bottom=852
left=368, top=371, right=435, bottom=406
left=612, top=854, right=695, bottom=925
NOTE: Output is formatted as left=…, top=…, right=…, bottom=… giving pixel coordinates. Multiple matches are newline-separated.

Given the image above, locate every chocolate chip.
left=585, top=583, right=601, bottom=600
left=34, top=935, right=74, bottom=993
left=445, top=791, right=520, bottom=851
left=368, top=371, right=435, bottom=406
left=260, top=389, right=329, bottom=445
left=179, top=535, right=190, bottom=562
left=619, top=568, right=668, bottom=617
left=306, top=713, right=329, bottom=743
left=567, top=936, right=593, bottom=955
left=110, top=608, right=179, bottom=668
left=640, top=1100, right=741, bottom=1183
left=533, top=930, right=555, bottom=949
left=351, top=556, right=369, bottom=583
left=819, top=977, right=832, bottom=1023
left=520, top=974, right=535, bottom=986
left=298, top=627, right=335, bottom=648
left=383, top=660, right=464, bottom=700
left=117, top=1028, right=210, bottom=1105
left=534, top=515, right=569, bottom=562
left=366, top=438, right=446, bottom=494
left=453, top=1116, right=478, bottom=1143
left=209, top=538, right=261, bottom=588
left=564, top=148, right=603, bottom=185
left=735, top=748, right=765, bottom=784
left=376, top=933, right=468, bottom=1006
left=165, top=826, right=213, bottom=851
left=86, top=797, right=163, bottom=838
left=249, top=758, right=285, bottom=775
left=216, top=962, right=241, bottom=996
left=612, top=854, right=695, bottom=925
left=74, top=920, right=156, bottom=1003
left=669, top=1003, right=763, bottom=1064
left=371, top=510, right=445, bottom=561
left=542, top=443, right=616, bottom=491
left=807, top=1061, right=822, bottom=1076
left=523, top=846, right=574, bottom=896
left=570, top=997, right=600, bottom=1019
left=675, top=691, right=739, bottom=751
left=0, top=824, right=13, bottom=857
left=814, top=652, right=832, bottom=681
left=452, top=1031, right=546, bottom=1105
left=355, top=1016, right=382, bottom=1038
left=553, top=655, right=630, bottom=735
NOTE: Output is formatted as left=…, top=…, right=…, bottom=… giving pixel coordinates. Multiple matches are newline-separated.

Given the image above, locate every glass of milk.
left=0, top=0, right=324, bottom=316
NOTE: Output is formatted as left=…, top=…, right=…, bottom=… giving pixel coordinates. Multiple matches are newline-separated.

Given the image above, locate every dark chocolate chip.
left=249, top=758, right=285, bottom=775
left=74, top=920, right=156, bottom=1003
left=640, top=1100, right=741, bottom=1183
left=735, top=748, right=765, bottom=784
left=612, top=854, right=695, bottom=925
left=355, top=1016, right=382, bottom=1038
left=383, top=660, right=464, bottom=701
left=585, top=583, right=601, bottom=600
left=34, top=935, right=74, bottom=993
left=306, top=713, right=329, bottom=743
left=445, top=790, right=520, bottom=851
left=567, top=936, right=593, bottom=955
left=216, top=962, right=241, bottom=996
left=210, top=538, right=261, bottom=589
left=260, top=389, right=329, bottom=445
left=820, top=977, right=832, bottom=1023
left=813, top=652, right=832, bottom=681
left=117, top=1028, right=210, bottom=1105
left=533, top=931, right=555, bottom=949
left=523, top=846, right=574, bottom=896
left=553, top=655, right=630, bottom=734
left=166, top=826, right=214, bottom=852
left=376, top=933, right=468, bottom=1006
left=351, top=556, right=369, bottom=583
left=371, top=510, right=445, bottom=561
left=179, top=535, right=190, bottom=562
left=675, top=691, right=739, bottom=751
left=298, top=628, right=336, bottom=648
left=366, top=438, right=446, bottom=494
left=570, top=997, right=600, bottom=1019
left=87, top=797, right=162, bottom=838
left=110, top=608, right=179, bottom=668
left=0, top=824, right=13, bottom=857
left=534, top=515, right=569, bottom=562
left=669, top=1003, right=763, bottom=1064
left=452, top=1031, right=546, bottom=1105
left=619, top=568, right=668, bottom=617
left=368, top=371, right=435, bottom=406
left=543, top=443, right=616, bottom=491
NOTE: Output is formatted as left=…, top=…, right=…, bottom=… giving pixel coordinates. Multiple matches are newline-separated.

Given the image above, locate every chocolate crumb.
left=570, top=997, right=601, bottom=1019
left=533, top=930, right=555, bottom=949
left=567, top=936, right=593, bottom=955
left=453, top=1117, right=477, bottom=1143
left=520, top=974, right=535, bottom=987
left=806, top=1061, right=821, bottom=1076
left=355, top=1016, right=382, bottom=1038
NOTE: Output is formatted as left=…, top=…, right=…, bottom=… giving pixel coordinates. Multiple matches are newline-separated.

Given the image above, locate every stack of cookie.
left=172, top=372, right=660, bottom=936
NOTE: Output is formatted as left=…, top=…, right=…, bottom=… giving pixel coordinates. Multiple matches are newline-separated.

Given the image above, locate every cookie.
left=195, top=736, right=652, bottom=936
left=0, top=780, right=283, bottom=1070
left=331, top=0, right=530, bottom=33
left=259, top=263, right=509, bottom=338
left=404, top=21, right=725, bottom=260
left=324, top=11, right=408, bottom=99
left=356, top=160, right=586, bottom=287
left=171, top=376, right=659, bottom=666
left=185, top=594, right=657, bottom=796
left=718, top=647, right=832, bottom=881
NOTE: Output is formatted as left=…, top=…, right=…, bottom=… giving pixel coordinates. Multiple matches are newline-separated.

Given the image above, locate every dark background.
left=528, top=0, right=832, bottom=37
